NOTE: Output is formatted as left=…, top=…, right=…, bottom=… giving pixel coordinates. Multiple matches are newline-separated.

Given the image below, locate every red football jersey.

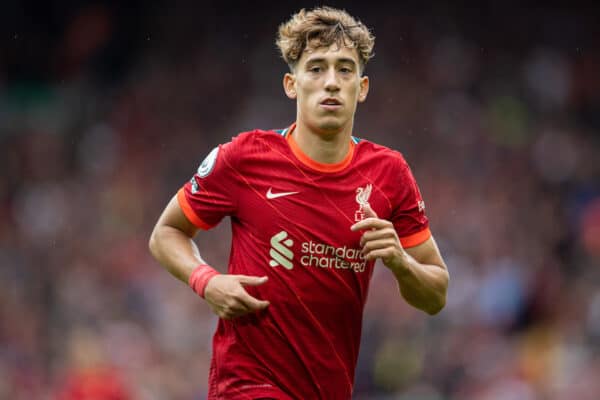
left=178, top=124, right=430, bottom=399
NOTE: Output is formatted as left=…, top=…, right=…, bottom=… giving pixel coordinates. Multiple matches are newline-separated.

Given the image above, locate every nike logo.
left=266, top=188, right=299, bottom=199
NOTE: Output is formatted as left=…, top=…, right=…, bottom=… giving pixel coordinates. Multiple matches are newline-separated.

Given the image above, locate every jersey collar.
left=284, top=122, right=355, bottom=173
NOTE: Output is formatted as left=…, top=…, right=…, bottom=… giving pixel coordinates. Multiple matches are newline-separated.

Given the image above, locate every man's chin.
left=317, top=119, right=344, bottom=133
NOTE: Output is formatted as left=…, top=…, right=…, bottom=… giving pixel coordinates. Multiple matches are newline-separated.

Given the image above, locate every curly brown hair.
left=276, top=7, right=375, bottom=73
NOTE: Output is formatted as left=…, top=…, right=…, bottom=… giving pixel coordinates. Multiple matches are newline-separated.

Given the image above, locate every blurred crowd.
left=1, top=1, right=599, bottom=399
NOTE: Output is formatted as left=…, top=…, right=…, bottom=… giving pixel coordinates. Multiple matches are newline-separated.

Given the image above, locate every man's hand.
left=351, top=205, right=449, bottom=315
left=351, top=205, right=409, bottom=273
left=203, top=275, right=270, bottom=319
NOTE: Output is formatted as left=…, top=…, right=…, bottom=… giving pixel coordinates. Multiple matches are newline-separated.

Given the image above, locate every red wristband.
left=188, top=264, right=220, bottom=298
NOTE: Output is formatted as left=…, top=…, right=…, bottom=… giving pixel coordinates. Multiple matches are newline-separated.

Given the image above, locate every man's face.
left=284, top=43, right=369, bottom=136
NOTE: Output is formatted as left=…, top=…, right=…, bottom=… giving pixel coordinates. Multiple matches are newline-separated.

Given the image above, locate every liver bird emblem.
left=354, top=184, right=372, bottom=221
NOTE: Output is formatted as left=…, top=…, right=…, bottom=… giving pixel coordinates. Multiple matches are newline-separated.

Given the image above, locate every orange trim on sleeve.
left=399, top=227, right=431, bottom=248
left=177, top=188, right=213, bottom=230
left=286, top=123, right=355, bottom=173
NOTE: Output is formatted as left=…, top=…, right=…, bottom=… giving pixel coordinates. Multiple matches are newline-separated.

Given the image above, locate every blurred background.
left=1, top=0, right=599, bottom=399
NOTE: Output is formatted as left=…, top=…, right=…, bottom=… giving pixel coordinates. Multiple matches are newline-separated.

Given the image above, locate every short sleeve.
left=177, top=139, right=239, bottom=230
left=391, top=157, right=431, bottom=248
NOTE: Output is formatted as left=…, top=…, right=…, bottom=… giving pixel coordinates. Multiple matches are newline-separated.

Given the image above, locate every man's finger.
left=239, top=292, right=270, bottom=311
left=351, top=217, right=389, bottom=232
left=351, top=205, right=387, bottom=231
left=363, top=248, right=392, bottom=261
left=237, top=275, right=269, bottom=286
left=360, top=227, right=397, bottom=245
left=361, top=238, right=397, bottom=253
left=228, top=301, right=251, bottom=314
left=363, top=204, right=378, bottom=219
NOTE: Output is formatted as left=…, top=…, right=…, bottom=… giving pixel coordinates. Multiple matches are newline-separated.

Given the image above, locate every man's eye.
left=340, top=67, right=352, bottom=73
left=309, top=66, right=321, bottom=73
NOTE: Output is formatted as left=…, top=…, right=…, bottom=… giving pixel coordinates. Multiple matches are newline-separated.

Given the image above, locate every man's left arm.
left=351, top=206, right=449, bottom=315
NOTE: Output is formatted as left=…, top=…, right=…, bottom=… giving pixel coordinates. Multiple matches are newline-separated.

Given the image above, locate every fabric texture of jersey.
left=178, top=126, right=430, bottom=400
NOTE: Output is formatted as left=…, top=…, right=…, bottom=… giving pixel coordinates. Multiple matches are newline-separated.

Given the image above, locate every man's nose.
left=324, top=68, right=340, bottom=91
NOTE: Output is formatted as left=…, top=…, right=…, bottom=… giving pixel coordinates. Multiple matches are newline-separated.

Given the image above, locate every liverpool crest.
left=354, top=184, right=372, bottom=221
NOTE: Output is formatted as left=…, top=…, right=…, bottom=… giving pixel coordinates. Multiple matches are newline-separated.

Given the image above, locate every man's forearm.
left=149, top=225, right=206, bottom=284
left=391, top=252, right=449, bottom=315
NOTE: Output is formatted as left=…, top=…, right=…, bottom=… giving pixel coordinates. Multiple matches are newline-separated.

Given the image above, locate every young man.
left=149, top=7, right=449, bottom=400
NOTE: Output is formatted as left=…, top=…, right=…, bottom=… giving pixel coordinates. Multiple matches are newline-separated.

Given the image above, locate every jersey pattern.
left=178, top=126, right=430, bottom=400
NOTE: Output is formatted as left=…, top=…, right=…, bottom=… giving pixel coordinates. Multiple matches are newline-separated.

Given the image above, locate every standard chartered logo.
left=268, top=231, right=367, bottom=273
left=269, top=231, right=294, bottom=270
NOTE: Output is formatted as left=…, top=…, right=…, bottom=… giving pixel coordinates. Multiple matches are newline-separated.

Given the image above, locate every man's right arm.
left=148, top=195, right=270, bottom=319
left=149, top=194, right=205, bottom=283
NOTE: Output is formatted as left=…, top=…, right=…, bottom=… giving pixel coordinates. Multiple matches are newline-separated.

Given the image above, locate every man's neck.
left=292, top=120, right=353, bottom=164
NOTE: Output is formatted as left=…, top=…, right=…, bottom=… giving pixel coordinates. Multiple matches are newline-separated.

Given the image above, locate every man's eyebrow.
left=305, top=57, right=357, bottom=65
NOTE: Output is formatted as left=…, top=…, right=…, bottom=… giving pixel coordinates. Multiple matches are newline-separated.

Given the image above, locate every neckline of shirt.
left=283, top=122, right=355, bottom=173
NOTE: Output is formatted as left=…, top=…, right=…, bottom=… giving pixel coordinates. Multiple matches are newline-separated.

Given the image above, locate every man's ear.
left=358, top=75, right=369, bottom=103
left=283, top=72, right=297, bottom=99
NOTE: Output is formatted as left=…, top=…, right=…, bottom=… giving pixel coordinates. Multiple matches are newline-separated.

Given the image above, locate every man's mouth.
left=320, top=98, right=342, bottom=110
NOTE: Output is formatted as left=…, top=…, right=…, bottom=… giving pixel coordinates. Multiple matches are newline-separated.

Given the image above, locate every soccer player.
left=149, top=6, right=449, bottom=400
